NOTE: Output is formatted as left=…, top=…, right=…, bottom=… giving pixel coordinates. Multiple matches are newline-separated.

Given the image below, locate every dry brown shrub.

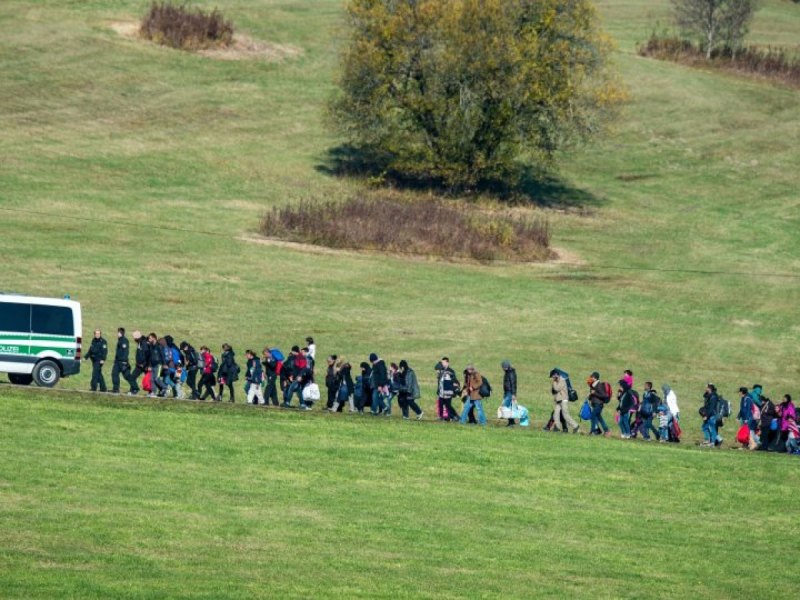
left=140, top=2, right=234, bottom=51
left=260, top=194, right=553, bottom=263
left=638, top=35, right=800, bottom=88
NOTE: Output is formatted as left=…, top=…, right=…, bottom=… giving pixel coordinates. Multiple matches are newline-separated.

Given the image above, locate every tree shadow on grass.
left=315, top=144, right=606, bottom=209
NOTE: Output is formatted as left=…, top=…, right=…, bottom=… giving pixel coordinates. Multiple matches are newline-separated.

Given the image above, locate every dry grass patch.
left=110, top=13, right=300, bottom=62
left=259, top=192, right=553, bottom=263
left=638, top=35, right=800, bottom=88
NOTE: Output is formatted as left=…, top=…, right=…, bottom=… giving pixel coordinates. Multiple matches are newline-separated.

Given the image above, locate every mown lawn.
left=1, top=388, right=797, bottom=599
left=1, top=1, right=799, bottom=596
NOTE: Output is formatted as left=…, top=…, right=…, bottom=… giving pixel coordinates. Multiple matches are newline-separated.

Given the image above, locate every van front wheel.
left=9, top=373, right=33, bottom=385
left=33, top=360, right=60, bottom=387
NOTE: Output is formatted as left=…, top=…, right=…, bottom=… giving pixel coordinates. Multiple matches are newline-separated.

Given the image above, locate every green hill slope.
left=1, top=389, right=797, bottom=599
left=1, top=2, right=799, bottom=594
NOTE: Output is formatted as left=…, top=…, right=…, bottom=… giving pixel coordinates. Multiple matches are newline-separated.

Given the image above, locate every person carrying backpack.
left=163, top=335, right=184, bottom=399
left=217, top=343, right=239, bottom=403
left=637, top=381, right=659, bottom=440
left=551, top=369, right=579, bottom=433
left=460, top=365, right=487, bottom=426
left=587, top=371, right=611, bottom=437
left=261, top=347, right=280, bottom=406
left=700, top=383, right=721, bottom=447
left=436, top=358, right=460, bottom=422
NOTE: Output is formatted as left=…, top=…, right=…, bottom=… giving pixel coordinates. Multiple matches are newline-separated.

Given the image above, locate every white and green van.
left=0, top=294, right=82, bottom=387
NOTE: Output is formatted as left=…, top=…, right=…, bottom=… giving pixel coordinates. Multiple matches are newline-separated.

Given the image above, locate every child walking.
left=657, top=406, right=670, bottom=443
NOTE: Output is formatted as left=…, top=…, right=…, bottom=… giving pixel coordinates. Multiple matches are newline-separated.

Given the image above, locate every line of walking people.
left=84, top=327, right=799, bottom=454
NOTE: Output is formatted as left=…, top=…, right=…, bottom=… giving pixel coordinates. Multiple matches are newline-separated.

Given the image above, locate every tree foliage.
left=330, top=0, right=625, bottom=190
left=671, top=0, right=758, bottom=59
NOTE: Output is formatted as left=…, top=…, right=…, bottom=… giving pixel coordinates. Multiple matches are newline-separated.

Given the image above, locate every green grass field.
left=1, top=1, right=799, bottom=597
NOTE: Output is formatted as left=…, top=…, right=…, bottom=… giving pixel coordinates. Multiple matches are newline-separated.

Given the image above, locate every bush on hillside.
left=638, top=34, right=800, bottom=87
left=260, top=194, right=553, bottom=263
left=140, top=2, right=234, bottom=51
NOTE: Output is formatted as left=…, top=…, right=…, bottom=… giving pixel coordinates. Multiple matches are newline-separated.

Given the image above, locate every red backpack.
left=602, top=381, right=613, bottom=403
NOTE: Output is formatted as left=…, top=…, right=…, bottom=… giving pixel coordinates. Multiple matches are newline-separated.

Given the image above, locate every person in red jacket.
left=198, top=345, right=218, bottom=401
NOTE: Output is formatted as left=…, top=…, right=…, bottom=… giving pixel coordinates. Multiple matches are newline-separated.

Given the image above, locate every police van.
left=0, top=294, right=82, bottom=387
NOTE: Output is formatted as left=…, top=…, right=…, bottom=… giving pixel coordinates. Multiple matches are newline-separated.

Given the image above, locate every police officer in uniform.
left=85, top=328, right=108, bottom=392
left=111, top=327, right=132, bottom=394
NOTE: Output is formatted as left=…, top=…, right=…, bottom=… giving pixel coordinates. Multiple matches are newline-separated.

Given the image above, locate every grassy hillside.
left=1, top=389, right=797, bottom=599
left=1, top=1, right=799, bottom=596
left=1, top=0, right=798, bottom=407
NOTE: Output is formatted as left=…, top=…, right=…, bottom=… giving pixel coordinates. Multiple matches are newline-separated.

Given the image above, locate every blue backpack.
left=353, top=376, right=364, bottom=403
left=171, top=346, right=182, bottom=367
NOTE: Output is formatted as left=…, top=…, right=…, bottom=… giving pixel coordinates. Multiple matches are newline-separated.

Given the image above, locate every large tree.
left=672, top=0, right=758, bottom=59
left=330, top=0, right=624, bottom=190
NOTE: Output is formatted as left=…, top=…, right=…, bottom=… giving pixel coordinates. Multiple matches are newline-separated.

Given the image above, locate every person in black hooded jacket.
left=616, top=379, right=635, bottom=439
left=758, top=396, right=778, bottom=451
left=180, top=341, right=200, bottom=400
left=217, top=343, right=238, bottom=403
left=701, top=383, right=721, bottom=447
left=128, top=330, right=149, bottom=395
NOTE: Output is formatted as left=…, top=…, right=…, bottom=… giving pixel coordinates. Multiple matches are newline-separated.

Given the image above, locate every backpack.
left=602, top=381, right=613, bottom=403
left=553, top=368, right=578, bottom=401
left=718, top=396, right=731, bottom=418
left=170, top=346, right=182, bottom=368
left=479, top=377, right=492, bottom=398
left=210, top=354, right=219, bottom=372
left=231, top=362, right=241, bottom=382
left=751, top=402, right=761, bottom=421
left=270, top=348, right=285, bottom=362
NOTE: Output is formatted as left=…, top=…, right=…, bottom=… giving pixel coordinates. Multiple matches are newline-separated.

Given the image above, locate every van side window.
left=0, top=303, right=31, bottom=333
left=31, top=305, right=74, bottom=336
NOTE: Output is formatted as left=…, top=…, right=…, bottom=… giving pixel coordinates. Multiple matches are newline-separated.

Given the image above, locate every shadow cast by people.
left=316, top=145, right=604, bottom=208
